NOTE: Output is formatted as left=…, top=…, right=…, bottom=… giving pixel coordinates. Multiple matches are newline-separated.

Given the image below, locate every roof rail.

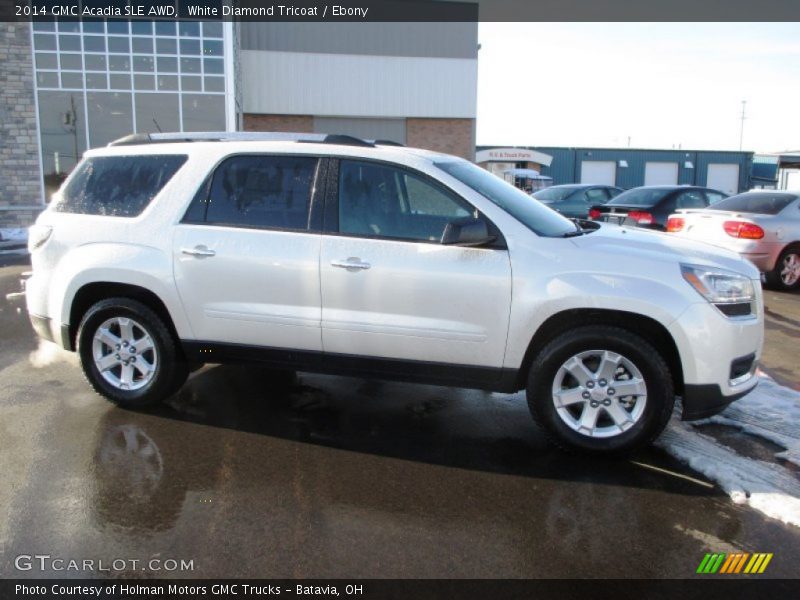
left=107, top=131, right=404, bottom=148
left=374, top=139, right=405, bottom=147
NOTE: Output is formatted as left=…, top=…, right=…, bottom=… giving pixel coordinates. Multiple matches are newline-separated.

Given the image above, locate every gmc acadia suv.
left=25, top=132, right=764, bottom=453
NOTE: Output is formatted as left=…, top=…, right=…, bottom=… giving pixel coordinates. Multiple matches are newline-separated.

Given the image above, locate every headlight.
left=681, top=264, right=755, bottom=306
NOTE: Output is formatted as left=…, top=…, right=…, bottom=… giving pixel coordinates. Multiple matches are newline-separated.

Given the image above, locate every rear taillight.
left=588, top=208, right=602, bottom=220
left=628, top=210, right=654, bottom=225
left=723, top=220, right=764, bottom=239
left=666, top=217, right=685, bottom=232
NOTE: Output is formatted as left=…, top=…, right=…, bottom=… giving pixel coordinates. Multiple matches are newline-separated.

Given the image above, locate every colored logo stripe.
left=744, top=553, right=773, bottom=574
left=720, top=553, right=749, bottom=573
left=697, top=552, right=773, bottom=574
left=697, top=553, right=725, bottom=574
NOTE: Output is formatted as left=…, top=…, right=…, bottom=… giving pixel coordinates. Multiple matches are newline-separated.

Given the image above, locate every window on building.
left=31, top=19, right=229, bottom=201
left=87, top=92, right=133, bottom=147
left=37, top=90, right=88, bottom=201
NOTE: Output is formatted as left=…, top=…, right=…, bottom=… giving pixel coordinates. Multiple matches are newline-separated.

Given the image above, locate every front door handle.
left=181, top=245, right=216, bottom=258
left=331, top=257, right=371, bottom=271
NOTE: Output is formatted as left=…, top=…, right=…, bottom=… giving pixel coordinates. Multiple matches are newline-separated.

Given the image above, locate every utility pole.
left=739, top=100, right=747, bottom=151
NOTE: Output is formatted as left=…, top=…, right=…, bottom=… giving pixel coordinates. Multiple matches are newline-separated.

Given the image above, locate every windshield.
left=607, top=187, right=672, bottom=207
left=709, top=192, right=798, bottom=215
left=435, top=160, right=576, bottom=237
left=533, top=186, right=580, bottom=202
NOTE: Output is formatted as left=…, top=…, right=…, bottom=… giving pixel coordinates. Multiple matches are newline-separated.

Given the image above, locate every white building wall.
left=241, top=50, right=477, bottom=119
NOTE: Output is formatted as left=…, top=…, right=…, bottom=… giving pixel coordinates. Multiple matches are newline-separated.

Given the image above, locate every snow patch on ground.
left=657, top=373, right=800, bottom=527
left=0, top=228, right=28, bottom=242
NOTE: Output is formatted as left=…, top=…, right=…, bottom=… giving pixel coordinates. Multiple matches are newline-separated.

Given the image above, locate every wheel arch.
left=516, top=308, right=684, bottom=394
left=68, top=282, right=181, bottom=352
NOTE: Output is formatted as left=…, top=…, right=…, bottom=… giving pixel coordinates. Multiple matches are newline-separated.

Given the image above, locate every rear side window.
left=675, top=190, right=707, bottom=209
left=607, top=188, right=671, bottom=207
left=710, top=192, right=798, bottom=215
left=56, top=155, right=187, bottom=216
left=191, top=155, right=317, bottom=230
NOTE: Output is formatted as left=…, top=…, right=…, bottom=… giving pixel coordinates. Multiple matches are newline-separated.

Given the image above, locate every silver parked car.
left=667, top=190, right=800, bottom=290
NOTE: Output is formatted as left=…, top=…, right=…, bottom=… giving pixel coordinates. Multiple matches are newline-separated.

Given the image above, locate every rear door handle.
left=181, top=245, right=216, bottom=258
left=331, top=257, right=371, bottom=271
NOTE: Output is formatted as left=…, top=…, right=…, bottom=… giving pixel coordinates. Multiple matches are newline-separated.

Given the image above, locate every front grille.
left=715, top=302, right=753, bottom=317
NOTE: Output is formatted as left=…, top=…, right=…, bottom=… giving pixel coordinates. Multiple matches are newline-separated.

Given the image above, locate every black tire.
left=77, top=297, right=188, bottom=408
left=526, top=325, right=674, bottom=455
left=764, top=245, right=800, bottom=291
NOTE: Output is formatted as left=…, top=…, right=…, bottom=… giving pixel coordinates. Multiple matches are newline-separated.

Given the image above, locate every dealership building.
left=0, top=19, right=478, bottom=228
left=476, top=146, right=755, bottom=195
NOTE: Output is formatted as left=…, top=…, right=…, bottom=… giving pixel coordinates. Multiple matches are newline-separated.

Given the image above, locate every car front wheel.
left=77, top=298, right=188, bottom=408
left=527, top=325, right=675, bottom=454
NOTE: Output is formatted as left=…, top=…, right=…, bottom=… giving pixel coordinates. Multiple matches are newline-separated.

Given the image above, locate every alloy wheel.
left=780, top=252, right=800, bottom=287
left=92, top=316, right=158, bottom=391
left=551, top=349, right=648, bottom=438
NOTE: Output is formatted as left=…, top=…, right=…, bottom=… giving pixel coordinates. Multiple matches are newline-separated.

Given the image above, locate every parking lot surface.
left=1, top=261, right=799, bottom=578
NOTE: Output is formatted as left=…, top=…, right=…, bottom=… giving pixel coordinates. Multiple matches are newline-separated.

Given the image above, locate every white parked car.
left=26, top=132, right=764, bottom=453
left=667, top=190, right=800, bottom=291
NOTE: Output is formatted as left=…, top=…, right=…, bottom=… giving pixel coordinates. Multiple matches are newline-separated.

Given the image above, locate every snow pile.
left=658, top=373, right=800, bottom=527
left=0, top=228, right=28, bottom=242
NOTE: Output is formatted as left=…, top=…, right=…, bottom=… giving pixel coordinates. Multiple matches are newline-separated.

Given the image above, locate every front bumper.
left=682, top=381, right=757, bottom=421
left=668, top=297, right=762, bottom=420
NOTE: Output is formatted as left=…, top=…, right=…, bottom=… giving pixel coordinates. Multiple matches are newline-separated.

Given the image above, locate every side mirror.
left=441, top=217, right=496, bottom=247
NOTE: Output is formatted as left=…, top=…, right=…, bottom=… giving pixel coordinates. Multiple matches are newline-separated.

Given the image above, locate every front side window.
left=55, top=154, right=187, bottom=216
left=199, top=155, right=318, bottom=230
left=435, top=159, right=575, bottom=237
left=585, top=188, right=609, bottom=203
left=339, top=160, right=474, bottom=242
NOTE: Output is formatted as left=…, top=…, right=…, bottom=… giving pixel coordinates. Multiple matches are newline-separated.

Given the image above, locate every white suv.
left=26, top=132, right=764, bottom=453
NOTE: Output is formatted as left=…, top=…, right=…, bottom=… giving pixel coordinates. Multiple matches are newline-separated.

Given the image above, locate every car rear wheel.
left=766, top=246, right=800, bottom=291
left=77, top=298, right=188, bottom=408
left=526, top=325, right=675, bottom=454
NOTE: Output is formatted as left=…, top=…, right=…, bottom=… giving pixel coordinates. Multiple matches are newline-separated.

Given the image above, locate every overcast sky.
left=476, top=23, right=800, bottom=153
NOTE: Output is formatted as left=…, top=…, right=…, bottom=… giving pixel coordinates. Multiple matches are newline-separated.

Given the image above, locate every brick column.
left=0, top=22, right=43, bottom=229
left=406, top=118, right=475, bottom=161
left=243, top=114, right=314, bottom=133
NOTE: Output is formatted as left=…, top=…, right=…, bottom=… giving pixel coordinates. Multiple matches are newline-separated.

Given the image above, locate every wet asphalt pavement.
left=1, top=260, right=799, bottom=579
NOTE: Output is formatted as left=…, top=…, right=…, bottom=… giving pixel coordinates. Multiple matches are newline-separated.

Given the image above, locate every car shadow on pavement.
left=101, top=364, right=723, bottom=507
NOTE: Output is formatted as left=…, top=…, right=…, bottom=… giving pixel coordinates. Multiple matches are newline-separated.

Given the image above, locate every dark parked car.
left=532, top=184, right=624, bottom=219
left=588, top=186, right=728, bottom=231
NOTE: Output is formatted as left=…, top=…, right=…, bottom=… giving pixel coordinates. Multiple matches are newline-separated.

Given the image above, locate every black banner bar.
left=3, top=0, right=800, bottom=22
left=2, top=579, right=800, bottom=600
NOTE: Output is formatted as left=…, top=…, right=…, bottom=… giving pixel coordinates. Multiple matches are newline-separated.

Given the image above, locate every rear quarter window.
left=54, top=154, right=187, bottom=217
left=709, top=192, right=798, bottom=215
